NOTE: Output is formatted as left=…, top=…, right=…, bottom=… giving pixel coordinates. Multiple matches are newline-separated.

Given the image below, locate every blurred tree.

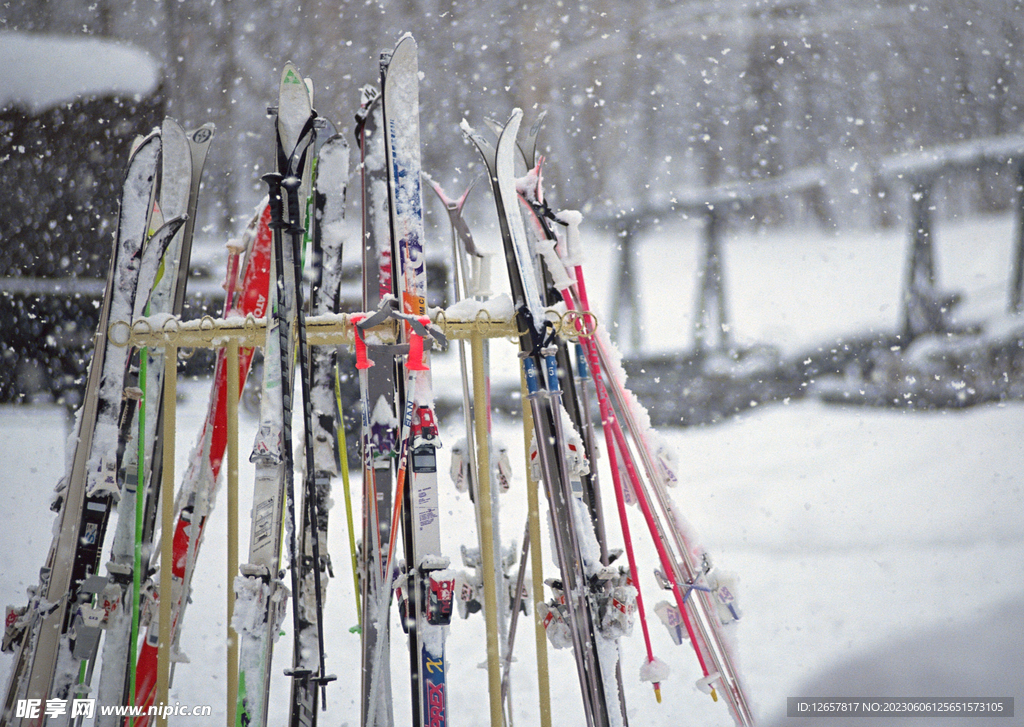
left=1, top=0, right=1022, bottom=234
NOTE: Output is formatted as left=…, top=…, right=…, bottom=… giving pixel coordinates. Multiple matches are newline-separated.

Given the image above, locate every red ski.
left=131, top=202, right=272, bottom=725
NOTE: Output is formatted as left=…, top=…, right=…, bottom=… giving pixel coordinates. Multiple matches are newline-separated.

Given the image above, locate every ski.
left=1, top=131, right=161, bottom=727
left=234, top=62, right=316, bottom=727
left=380, top=35, right=454, bottom=727
left=286, top=121, right=349, bottom=727
left=88, top=204, right=185, bottom=716
left=355, top=82, right=398, bottom=727
left=143, top=120, right=216, bottom=697
left=95, top=118, right=211, bottom=725
left=138, top=120, right=217, bottom=557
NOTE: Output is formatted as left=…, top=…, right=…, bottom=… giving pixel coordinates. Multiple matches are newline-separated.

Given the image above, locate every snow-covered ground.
left=2, top=213, right=1022, bottom=726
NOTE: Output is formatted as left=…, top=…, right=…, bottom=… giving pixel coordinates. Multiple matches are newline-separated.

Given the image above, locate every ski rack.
left=108, top=308, right=595, bottom=350
left=103, top=305, right=594, bottom=723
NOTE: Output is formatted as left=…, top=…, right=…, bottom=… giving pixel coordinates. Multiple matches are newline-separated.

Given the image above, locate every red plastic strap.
left=406, top=330, right=426, bottom=371
left=352, top=314, right=373, bottom=369
left=405, top=315, right=431, bottom=371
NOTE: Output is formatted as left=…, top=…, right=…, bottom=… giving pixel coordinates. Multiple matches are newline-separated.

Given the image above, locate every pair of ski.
left=529, top=187, right=755, bottom=727
left=101, top=120, right=213, bottom=727
left=357, top=35, right=454, bottom=727
left=464, top=110, right=755, bottom=727
left=1, top=119, right=212, bottom=727
left=235, top=63, right=348, bottom=727
left=462, top=111, right=628, bottom=727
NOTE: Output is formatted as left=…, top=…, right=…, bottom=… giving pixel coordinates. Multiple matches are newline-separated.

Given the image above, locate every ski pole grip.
left=543, top=352, right=561, bottom=394
left=262, top=173, right=285, bottom=229
left=522, top=357, right=542, bottom=397
left=556, top=210, right=584, bottom=267
left=575, top=343, right=589, bottom=381
left=281, top=176, right=306, bottom=237
left=537, top=235, right=574, bottom=291
left=351, top=314, right=373, bottom=369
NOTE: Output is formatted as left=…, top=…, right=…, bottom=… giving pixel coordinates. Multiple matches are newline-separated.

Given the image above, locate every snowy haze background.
left=2, top=214, right=1023, bottom=726
left=2, top=1, right=1024, bottom=725
left=3, top=0, right=1024, bottom=237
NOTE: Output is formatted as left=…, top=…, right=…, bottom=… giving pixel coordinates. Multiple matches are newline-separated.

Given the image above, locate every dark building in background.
left=0, top=32, right=164, bottom=405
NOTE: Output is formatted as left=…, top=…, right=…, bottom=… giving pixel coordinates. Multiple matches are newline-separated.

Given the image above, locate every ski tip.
left=423, top=172, right=457, bottom=208
left=500, top=108, right=524, bottom=143
left=460, top=119, right=495, bottom=164
left=162, top=116, right=186, bottom=139
left=319, top=115, right=341, bottom=141
left=529, top=108, right=548, bottom=133
left=395, top=32, right=417, bottom=49
left=186, top=122, right=215, bottom=150
left=383, top=33, right=417, bottom=70
left=129, top=127, right=161, bottom=157
left=452, top=175, right=479, bottom=213
left=496, top=109, right=524, bottom=159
